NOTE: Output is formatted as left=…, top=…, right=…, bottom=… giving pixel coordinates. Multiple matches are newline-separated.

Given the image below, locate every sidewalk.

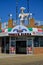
left=0, top=54, right=43, bottom=65
left=0, top=53, right=29, bottom=58
left=0, top=53, right=43, bottom=59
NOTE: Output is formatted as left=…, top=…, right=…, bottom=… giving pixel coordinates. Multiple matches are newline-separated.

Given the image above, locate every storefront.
left=1, top=36, right=33, bottom=54
left=9, top=37, right=33, bottom=54
left=0, top=7, right=43, bottom=54
left=0, top=25, right=43, bottom=54
left=0, top=25, right=34, bottom=54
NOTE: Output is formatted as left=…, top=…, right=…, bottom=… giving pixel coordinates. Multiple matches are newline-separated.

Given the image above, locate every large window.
left=39, top=37, right=43, bottom=47
left=34, top=37, right=39, bottom=47
left=34, top=37, right=43, bottom=47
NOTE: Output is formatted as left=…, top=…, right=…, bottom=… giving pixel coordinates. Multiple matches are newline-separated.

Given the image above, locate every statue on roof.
left=19, top=7, right=32, bottom=25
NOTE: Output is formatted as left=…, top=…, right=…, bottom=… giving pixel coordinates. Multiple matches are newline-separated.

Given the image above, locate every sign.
left=9, top=33, right=31, bottom=36
left=32, top=32, right=43, bottom=35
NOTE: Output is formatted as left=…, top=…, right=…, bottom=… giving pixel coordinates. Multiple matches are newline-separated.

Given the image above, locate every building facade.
left=0, top=7, right=43, bottom=54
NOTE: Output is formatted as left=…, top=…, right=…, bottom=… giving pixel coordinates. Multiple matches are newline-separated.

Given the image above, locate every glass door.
left=16, top=41, right=26, bottom=54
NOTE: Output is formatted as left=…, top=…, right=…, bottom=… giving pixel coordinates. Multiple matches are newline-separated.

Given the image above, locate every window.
left=11, top=40, right=16, bottom=47
left=11, top=37, right=15, bottom=40
left=27, top=39, right=32, bottom=47
left=34, top=37, right=39, bottom=47
left=6, top=37, right=9, bottom=50
left=40, top=41, right=43, bottom=47
left=34, top=41, right=39, bottom=47
left=39, top=37, right=43, bottom=47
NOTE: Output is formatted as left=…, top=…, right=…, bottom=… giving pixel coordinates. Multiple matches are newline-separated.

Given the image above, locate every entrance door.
left=16, top=41, right=26, bottom=54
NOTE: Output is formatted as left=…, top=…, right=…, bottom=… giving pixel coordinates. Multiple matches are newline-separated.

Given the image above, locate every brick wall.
left=33, top=47, right=43, bottom=54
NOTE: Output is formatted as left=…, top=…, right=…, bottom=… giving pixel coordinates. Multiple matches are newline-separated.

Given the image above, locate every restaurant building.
left=0, top=7, right=43, bottom=54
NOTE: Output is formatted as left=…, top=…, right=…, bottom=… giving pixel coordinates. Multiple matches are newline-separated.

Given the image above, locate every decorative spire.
left=8, top=14, right=13, bottom=28
left=9, top=14, right=12, bottom=19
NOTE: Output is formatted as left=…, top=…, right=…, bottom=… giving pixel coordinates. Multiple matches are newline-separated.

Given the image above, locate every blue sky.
left=0, top=0, right=43, bottom=24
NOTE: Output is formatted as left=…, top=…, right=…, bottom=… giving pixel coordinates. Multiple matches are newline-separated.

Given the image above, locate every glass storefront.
left=1, top=36, right=43, bottom=54
left=9, top=37, right=33, bottom=54
left=1, top=37, right=9, bottom=53
left=1, top=37, right=33, bottom=54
